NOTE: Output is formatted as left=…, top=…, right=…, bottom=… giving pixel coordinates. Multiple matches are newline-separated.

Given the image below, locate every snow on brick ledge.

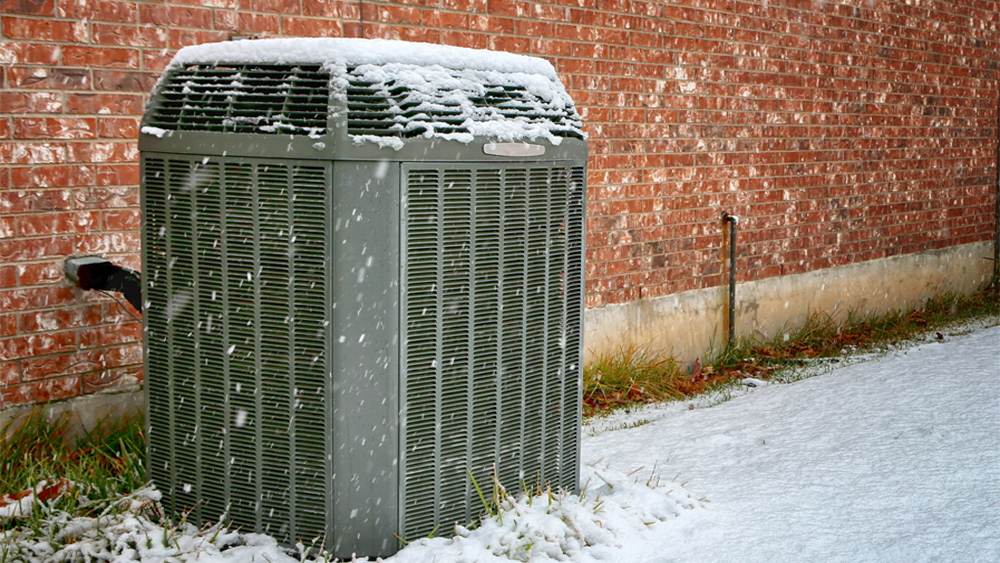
left=149, top=38, right=586, bottom=149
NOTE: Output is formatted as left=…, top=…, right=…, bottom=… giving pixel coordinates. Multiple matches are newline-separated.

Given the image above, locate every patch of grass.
left=583, top=345, right=689, bottom=416
left=1, top=408, right=148, bottom=531
left=585, top=284, right=999, bottom=417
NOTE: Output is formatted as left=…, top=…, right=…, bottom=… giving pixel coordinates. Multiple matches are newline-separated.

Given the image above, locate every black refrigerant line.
left=64, top=256, right=143, bottom=314
left=722, top=211, right=739, bottom=346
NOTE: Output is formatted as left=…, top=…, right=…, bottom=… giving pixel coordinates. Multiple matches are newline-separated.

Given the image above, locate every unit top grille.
left=145, top=64, right=331, bottom=136
left=345, top=64, right=585, bottom=143
left=144, top=41, right=587, bottom=146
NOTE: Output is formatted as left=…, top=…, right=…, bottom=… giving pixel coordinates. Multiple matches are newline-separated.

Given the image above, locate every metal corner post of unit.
left=138, top=38, right=588, bottom=559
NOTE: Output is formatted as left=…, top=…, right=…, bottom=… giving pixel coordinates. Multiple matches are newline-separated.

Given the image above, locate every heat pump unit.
left=139, top=38, right=587, bottom=558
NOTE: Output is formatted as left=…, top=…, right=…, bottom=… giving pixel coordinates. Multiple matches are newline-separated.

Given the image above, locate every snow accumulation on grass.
left=3, top=322, right=997, bottom=563
left=1, top=467, right=703, bottom=563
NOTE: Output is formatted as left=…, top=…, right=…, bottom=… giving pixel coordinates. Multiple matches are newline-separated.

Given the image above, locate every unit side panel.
left=399, top=161, right=586, bottom=540
left=142, top=153, right=333, bottom=546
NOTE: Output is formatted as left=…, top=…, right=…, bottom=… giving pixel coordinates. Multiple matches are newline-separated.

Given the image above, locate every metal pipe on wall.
left=722, top=211, right=739, bottom=345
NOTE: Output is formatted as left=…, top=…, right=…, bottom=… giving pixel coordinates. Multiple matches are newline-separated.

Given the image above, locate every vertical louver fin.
left=146, top=65, right=330, bottom=135
left=400, top=163, right=585, bottom=539
left=144, top=155, right=331, bottom=546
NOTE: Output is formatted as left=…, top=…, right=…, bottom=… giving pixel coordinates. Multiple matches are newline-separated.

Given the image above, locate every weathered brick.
left=0, top=41, right=61, bottom=64
left=65, top=93, right=142, bottom=115
left=20, top=350, right=98, bottom=382
left=57, top=0, right=137, bottom=22
left=3, top=17, right=87, bottom=41
left=0, top=286, right=79, bottom=311
left=13, top=117, right=97, bottom=140
left=393, top=26, right=438, bottom=43
left=82, top=364, right=141, bottom=394
left=1, top=0, right=54, bottom=16
left=441, top=0, right=486, bottom=11
left=221, top=12, right=280, bottom=34
left=441, top=31, right=488, bottom=50
left=88, top=342, right=142, bottom=368
left=62, top=45, right=139, bottom=68
left=424, top=10, right=469, bottom=29
left=1, top=190, right=71, bottom=213
left=16, top=210, right=100, bottom=236
left=169, top=0, right=236, bottom=8
left=95, top=163, right=138, bottom=186
left=0, top=331, right=76, bottom=361
left=362, top=4, right=421, bottom=25
left=139, top=4, right=212, bottom=28
left=249, top=0, right=300, bottom=13
left=19, top=305, right=105, bottom=333
left=92, top=70, right=159, bottom=93
left=72, top=185, right=139, bottom=208
left=11, top=165, right=95, bottom=189
left=7, top=66, right=90, bottom=89
left=342, top=21, right=364, bottom=38
left=75, top=231, right=140, bottom=254
left=0, top=358, right=20, bottom=385
left=362, top=23, right=392, bottom=39
left=0, top=215, right=14, bottom=238
left=168, top=28, right=229, bottom=48
left=283, top=16, right=342, bottom=38
left=65, top=141, right=138, bottom=163
left=303, top=0, right=354, bottom=18
left=97, top=117, right=139, bottom=139
left=0, top=376, right=80, bottom=406
left=78, top=321, right=142, bottom=349
left=0, top=91, right=63, bottom=113
left=142, top=50, right=174, bottom=71
left=0, top=266, right=17, bottom=289
left=92, top=23, right=168, bottom=47
left=103, top=208, right=139, bottom=230
left=0, top=236, right=73, bottom=261
left=15, top=261, right=63, bottom=286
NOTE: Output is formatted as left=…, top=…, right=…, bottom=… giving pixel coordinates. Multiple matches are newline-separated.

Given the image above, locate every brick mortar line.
left=585, top=214, right=990, bottom=230
left=586, top=215, right=986, bottom=228
left=583, top=218, right=992, bottom=234
left=586, top=149, right=997, bottom=159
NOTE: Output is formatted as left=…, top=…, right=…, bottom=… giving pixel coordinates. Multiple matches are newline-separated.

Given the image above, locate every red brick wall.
left=2, top=0, right=998, bottom=408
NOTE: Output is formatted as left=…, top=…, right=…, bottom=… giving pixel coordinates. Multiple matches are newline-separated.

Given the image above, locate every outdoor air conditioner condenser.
left=139, top=38, right=588, bottom=558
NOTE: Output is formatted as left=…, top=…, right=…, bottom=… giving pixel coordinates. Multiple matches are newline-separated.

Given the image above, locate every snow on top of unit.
left=168, top=38, right=558, bottom=78
left=161, top=38, right=585, bottom=147
left=345, top=61, right=582, bottom=147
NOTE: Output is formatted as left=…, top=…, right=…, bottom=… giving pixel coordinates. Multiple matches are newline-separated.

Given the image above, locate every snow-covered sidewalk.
left=581, top=323, right=1000, bottom=563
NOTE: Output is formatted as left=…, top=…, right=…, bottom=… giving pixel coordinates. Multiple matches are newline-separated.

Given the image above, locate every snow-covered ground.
left=394, top=322, right=1000, bottom=563
left=4, top=323, right=997, bottom=562
left=580, top=323, right=1000, bottom=563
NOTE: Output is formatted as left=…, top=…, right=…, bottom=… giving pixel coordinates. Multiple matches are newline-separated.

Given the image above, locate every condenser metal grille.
left=399, top=163, right=585, bottom=539
left=145, top=65, right=330, bottom=135
left=143, top=154, right=331, bottom=544
left=346, top=66, right=585, bottom=140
